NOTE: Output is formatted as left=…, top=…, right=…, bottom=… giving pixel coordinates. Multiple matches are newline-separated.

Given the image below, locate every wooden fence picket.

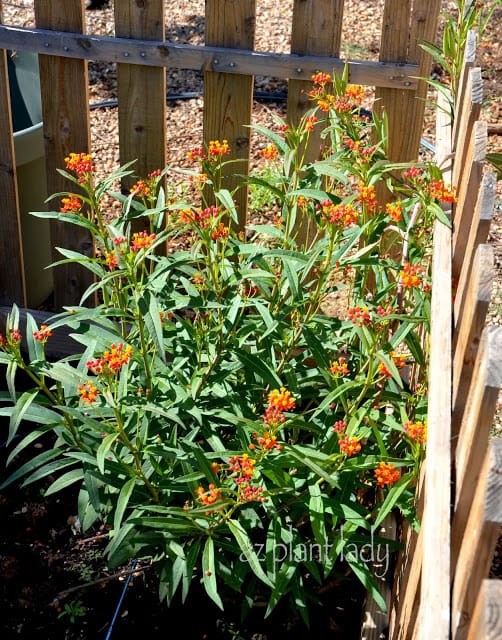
left=466, top=580, right=502, bottom=640
left=33, top=0, right=92, bottom=308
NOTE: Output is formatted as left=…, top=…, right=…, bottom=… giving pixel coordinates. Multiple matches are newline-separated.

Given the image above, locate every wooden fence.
left=0, top=0, right=442, bottom=308
left=382, top=32, right=502, bottom=640
left=0, top=2, right=501, bottom=639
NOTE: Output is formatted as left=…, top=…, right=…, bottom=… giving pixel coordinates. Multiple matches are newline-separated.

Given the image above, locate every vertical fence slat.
left=466, top=580, right=502, bottom=640
left=453, top=170, right=496, bottom=327
left=0, top=1, right=26, bottom=306
left=452, top=120, right=487, bottom=281
left=452, top=29, right=477, bottom=152
left=451, top=437, right=502, bottom=640
left=114, top=0, right=166, bottom=189
left=204, top=0, right=256, bottom=228
left=452, top=67, right=483, bottom=188
left=34, top=0, right=91, bottom=308
left=453, top=327, right=502, bottom=532
left=452, top=244, right=494, bottom=438
left=287, top=0, right=344, bottom=129
left=376, top=0, right=441, bottom=162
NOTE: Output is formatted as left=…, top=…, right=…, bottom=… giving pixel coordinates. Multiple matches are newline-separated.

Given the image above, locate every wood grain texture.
left=33, top=0, right=92, bottom=308
left=0, top=23, right=419, bottom=89
left=466, top=580, right=502, bottom=640
left=419, top=215, right=452, bottom=640
left=452, top=120, right=487, bottom=280
left=376, top=0, right=441, bottom=162
left=114, top=0, right=165, bottom=191
left=452, top=245, right=494, bottom=438
left=454, top=170, right=496, bottom=329
left=204, top=0, right=255, bottom=228
left=452, top=67, right=483, bottom=188
left=451, top=439, right=502, bottom=640
left=452, top=29, right=477, bottom=152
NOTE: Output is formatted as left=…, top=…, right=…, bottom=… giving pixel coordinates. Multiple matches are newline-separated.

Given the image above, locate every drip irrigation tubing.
left=104, top=558, right=138, bottom=640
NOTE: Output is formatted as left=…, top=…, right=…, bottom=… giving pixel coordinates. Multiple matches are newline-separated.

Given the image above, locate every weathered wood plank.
left=0, top=24, right=420, bottom=90
left=204, top=0, right=255, bottom=228
left=454, top=170, right=496, bottom=328
left=451, top=438, right=502, bottom=640
left=452, top=245, right=494, bottom=439
left=452, top=29, right=477, bottom=151
left=419, top=213, right=452, bottom=640
left=33, top=0, right=92, bottom=309
left=375, top=0, right=441, bottom=162
left=466, top=580, right=502, bottom=640
left=114, top=0, right=165, bottom=193
left=453, top=325, right=502, bottom=509
left=0, top=1, right=25, bottom=306
left=452, top=120, right=487, bottom=281
left=452, top=67, right=483, bottom=188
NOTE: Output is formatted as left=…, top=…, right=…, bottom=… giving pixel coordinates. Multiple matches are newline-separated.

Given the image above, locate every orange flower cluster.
left=374, top=461, right=401, bottom=487
left=208, top=139, right=230, bottom=157
left=105, top=251, right=119, bottom=269
left=385, top=201, right=403, bottom=222
left=129, top=179, right=151, bottom=197
left=317, top=200, right=358, bottom=227
left=0, top=328, right=22, bottom=349
left=428, top=179, right=457, bottom=204
left=86, top=343, right=133, bottom=376
left=356, top=183, right=378, bottom=212
left=338, top=435, right=362, bottom=457
left=195, top=483, right=221, bottom=506
left=252, top=430, right=282, bottom=451
left=180, top=205, right=219, bottom=229
left=348, top=306, right=372, bottom=327
left=404, top=419, right=427, bottom=444
left=268, top=387, right=296, bottom=411
left=60, top=195, right=82, bottom=213
left=330, top=357, right=349, bottom=377
left=400, top=262, right=427, bottom=289
left=78, top=381, right=99, bottom=404
left=311, top=72, right=331, bottom=86
left=260, top=144, right=279, bottom=160
left=131, top=231, right=157, bottom=252
left=187, top=146, right=207, bottom=162
left=211, top=222, right=229, bottom=241
left=305, top=115, right=318, bottom=131
left=377, top=351, right=408, bottom=378
left=33, top=324, right=53, bottom=343
left=228, top=454, right=266, bottom=502
left=64, top=152, right=95, bottom=177
left=345, top=139, right=376, bottom=163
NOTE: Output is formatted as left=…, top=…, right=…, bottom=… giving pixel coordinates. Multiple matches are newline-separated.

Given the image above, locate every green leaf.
left=308, top=485, right=327, bottom=547
left=97, top=433, right=118, bottom=474
left=227, top=519, right=273, bottom=587
left=0, top=448, right=62, bottom=489
left=114, top=478, right=136, bottom=532
left=346, top=554, right=388, bottom=614
left=8, top=390, right=39, bottom=446
left=44, top=468, right=84, bottom=496
left=373, top=472, right=413, bottom=530
left=202, top=537, right=223, bottom=609
left=233, top=348, right=282, bottom=387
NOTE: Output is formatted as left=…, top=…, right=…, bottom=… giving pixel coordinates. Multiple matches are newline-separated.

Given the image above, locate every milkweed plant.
left=0, top=67, right=455, bottom=624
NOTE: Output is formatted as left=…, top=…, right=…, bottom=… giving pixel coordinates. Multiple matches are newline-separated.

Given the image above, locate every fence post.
left=0, top=0, right=26, bottom=306
left=376, top=0, right=441, bottom=162
left=204, top=0, right=256, bottom=229
left=114, top=0, right=166, bottom=192
left=34, top=0, right=92, bottom=308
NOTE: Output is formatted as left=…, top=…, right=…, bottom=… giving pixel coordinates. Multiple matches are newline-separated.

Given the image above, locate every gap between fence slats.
left=451, top=436, right=502, bottom=640
left=33, top=0, right=92, bottom=308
